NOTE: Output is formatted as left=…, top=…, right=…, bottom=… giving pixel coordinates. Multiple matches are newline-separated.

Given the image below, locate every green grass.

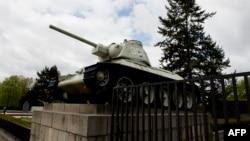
left=0, top=114, right=32, bottom=128
left=20, top=117, right=32, bottom=122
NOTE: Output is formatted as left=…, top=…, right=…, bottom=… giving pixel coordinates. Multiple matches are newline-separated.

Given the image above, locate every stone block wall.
left=30, top=104, right=113, bottom=141
left=30, top=103, right=210, bottom=141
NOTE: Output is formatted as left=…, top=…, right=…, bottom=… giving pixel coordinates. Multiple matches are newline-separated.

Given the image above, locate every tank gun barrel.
left=49, top=25, right=97, bottom=47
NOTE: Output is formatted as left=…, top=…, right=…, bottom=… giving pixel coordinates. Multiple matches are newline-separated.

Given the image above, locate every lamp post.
left=4, top=88, right=11, bottom=114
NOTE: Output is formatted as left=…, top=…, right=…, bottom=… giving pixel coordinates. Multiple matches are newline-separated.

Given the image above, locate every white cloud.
left=197, top=0, right=250, bottom=74
left=0, top=0, right=250, bottom=81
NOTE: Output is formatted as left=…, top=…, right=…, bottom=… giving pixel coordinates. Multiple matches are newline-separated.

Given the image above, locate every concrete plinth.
left=30, top=103, right=113, bottom=141
left=30, top=103, right=209, bottom=141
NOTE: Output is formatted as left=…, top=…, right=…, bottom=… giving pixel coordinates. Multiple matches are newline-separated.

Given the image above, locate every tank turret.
left=50, top=25, right=150, bottom=65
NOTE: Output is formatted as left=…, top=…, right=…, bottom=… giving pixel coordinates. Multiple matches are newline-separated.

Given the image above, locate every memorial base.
left=29, top=103, right=113, bottom=141
left=29, top=103, right=210, bottom=141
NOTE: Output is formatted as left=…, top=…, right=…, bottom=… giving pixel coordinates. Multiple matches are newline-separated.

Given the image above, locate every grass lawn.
left=0, top=114, right=32, bottom=128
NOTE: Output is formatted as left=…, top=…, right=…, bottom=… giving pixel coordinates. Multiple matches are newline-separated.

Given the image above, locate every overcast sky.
left=0, top=0, right=249, bottom=82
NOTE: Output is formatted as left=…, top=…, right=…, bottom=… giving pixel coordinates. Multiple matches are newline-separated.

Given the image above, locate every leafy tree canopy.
left=27, top=65, right=60, bottom=104
left=226, top=77, right=250, bottom=101
left=0, top=75, right=32, bottom=109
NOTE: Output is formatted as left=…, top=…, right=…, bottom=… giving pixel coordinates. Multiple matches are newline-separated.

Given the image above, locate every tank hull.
left=55, top=59, right=185, bottom=103
left=51, top=59, right=199, bottom=109
left=84, top=59, right=183, bottom=88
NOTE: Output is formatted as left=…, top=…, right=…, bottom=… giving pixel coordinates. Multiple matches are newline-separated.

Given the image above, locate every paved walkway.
left=0, top=127, right=21, bottom=141
left=0, top=112, right=32, bottom=141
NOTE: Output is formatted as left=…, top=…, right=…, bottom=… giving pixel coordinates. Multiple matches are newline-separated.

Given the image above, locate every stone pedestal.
left=29, top=103, right=113, bottom=141
left=30, top=103, right=210, bottom=141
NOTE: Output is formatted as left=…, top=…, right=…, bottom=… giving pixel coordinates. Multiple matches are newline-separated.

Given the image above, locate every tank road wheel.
left=186, top=91, right=198, bottom=110
left=173, top=89, right=184, bottom=109
left=116, top=77, right=135, bottom=103
left=186, top=91, right=193, bottom=110
left=160, top=86, right=169, bottom=108
left=96, top=68, right=109, bottom=86
left=139, top=82, right=155, bottom=105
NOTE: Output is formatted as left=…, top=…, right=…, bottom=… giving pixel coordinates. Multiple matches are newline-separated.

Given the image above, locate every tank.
left=48, top=25, right=197, bottom=109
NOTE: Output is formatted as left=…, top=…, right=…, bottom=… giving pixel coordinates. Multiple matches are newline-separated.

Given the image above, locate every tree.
left=27, top=65, right=60, bottom=104
left=0, top=75, right=32, bottom=109
left=226, top=78, right=250, bottom=101
left=155, top=0, right=230, bottom=79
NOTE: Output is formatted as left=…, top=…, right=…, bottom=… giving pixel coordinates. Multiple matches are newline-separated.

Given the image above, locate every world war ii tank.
left=48, top=25, right=198, bottom=109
